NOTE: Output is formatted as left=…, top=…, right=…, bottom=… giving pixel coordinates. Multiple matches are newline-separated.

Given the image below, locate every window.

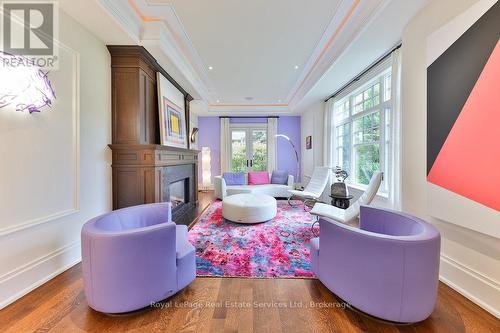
left=230, top=126, right=267, bottom=172
left=333, top=67, right=392, bottom=193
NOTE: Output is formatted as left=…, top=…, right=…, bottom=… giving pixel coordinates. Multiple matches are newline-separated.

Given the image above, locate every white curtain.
left=220, top=117, right=231, bottom=173
left=389, top=49, right=402, bottom=210
left=320, top=99, right=336, bottom=202
left=267, top=118, right=278, bottom=172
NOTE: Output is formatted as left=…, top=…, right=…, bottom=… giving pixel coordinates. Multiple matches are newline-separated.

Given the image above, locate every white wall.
left=300, top=101, right=324, bottom=185
left=0, top=10, right=111, bottom=308
left=401, top=0, right=500, bottom=317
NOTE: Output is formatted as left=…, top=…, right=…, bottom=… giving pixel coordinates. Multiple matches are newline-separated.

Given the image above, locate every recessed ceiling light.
left=216, top=99, right=220, bottom=103
left=294, top=65, right=299, bottom=70
left=278, top=99, right=282, bottom=103
left=208, top=66, right=213, bottom=70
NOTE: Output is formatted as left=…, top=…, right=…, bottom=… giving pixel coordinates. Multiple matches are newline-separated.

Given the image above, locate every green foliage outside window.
left=230, top=129, right=267, bottom=172
left=355, top=144, right=380, bottom=185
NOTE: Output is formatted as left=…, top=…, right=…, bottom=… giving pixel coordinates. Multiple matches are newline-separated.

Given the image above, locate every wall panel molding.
left=440, top=254, right=500, bottom=318
left=0, top=240, right=81, bottom=310
left=0, top=45, right=81, bottom=237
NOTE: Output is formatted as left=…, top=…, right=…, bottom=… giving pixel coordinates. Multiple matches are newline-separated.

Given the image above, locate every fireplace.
left=162, top=164, right=197, bottom=225
left=169, top=179, right=187, bottom=208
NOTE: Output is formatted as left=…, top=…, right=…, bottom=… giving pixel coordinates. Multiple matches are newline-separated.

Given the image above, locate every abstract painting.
left=426, top=0, right=499, bottom=236
left=157, top=72, right=187, bottom=148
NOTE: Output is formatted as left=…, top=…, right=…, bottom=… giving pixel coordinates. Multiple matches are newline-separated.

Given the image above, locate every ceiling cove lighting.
left=0, top=52, right=55, bottom=113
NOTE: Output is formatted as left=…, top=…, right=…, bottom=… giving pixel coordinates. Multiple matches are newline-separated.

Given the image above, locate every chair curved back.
left=311, top=206, right=441, bottom=322
left=358, top=171, right=383, bottom=206
left=91, top=202, right=172, bottom=232
left=304, top=167, right=330, bottom=197
left=81, top=202, right=194, bottom=314
left=344, top=171, right=383, bottom=222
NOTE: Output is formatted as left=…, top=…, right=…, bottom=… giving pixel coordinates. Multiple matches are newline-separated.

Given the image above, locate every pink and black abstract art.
left=427, top=2, right=499, bottom=212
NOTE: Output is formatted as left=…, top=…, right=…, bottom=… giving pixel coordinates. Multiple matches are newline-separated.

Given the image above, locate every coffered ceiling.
left=60, top=0, right=430, bottom=115
left=142, top=0, right=342, bottom=105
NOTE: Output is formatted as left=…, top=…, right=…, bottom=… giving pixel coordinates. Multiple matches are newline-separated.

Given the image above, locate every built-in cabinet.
left=107, top=46, right=198, bottom=224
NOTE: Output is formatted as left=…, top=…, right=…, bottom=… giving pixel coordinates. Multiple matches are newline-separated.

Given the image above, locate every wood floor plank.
left=1, top=192, right=498, bottom=333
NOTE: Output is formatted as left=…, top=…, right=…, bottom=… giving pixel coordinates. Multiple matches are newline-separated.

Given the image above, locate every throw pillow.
left=248, top=171, right=270, bottom=185
left=271, top=170, right=289, bottom=185
left=222, top=172, right=246, bottom=185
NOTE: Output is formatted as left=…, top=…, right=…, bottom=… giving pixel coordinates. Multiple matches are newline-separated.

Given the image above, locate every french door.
left=230, top=127, right=267, bottom=172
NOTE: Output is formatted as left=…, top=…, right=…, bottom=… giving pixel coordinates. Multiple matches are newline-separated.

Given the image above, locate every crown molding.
left=99, top=0, right=387, bottom=112
left=287, top=0, right=388, bottom=110
left=141, top=21, right=211, bottom=101
left=97, top=0, right=142, bottom=43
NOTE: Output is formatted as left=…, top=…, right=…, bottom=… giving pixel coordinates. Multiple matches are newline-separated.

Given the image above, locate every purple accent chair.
left=310, top=206, right=440, bottom=323
left=81, top=202, right=196, bottom=313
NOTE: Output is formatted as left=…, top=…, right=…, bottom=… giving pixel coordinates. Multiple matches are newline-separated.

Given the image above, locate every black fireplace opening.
left=169, top=178, right=187, bottom=209
left=163, top=164, right=196, bottom=225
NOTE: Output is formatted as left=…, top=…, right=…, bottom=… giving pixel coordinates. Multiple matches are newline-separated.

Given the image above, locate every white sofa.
left=214, top=173, right=294, bottom=200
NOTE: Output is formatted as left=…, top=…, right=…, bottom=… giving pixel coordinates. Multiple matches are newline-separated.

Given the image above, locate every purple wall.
left=197, top=117, right=220, bottom=184
left=197, top=116, right=301, bottom=183
left=277, top=116, right=301, bottom=181
left=229, top=117, right=268, bottom=124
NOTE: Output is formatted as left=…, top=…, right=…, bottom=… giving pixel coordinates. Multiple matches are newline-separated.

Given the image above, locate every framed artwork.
left=306, top=136, right=312, bottom=150
left=157, top=72, right=188, bottom=149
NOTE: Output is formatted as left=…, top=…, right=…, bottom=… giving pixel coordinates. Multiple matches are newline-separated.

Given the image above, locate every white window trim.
left=333, top=61, right=392, bottom=194
left=228, top=123, right=268, bottom=172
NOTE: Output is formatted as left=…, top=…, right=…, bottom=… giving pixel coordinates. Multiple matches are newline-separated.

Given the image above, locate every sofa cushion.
left=226, top=184, right=290, bottom=197
left=223, top=172, right=246, bottom=185
left=271, top=170, right=289, bottom=185
left=248, top=171, right=270, bottom=185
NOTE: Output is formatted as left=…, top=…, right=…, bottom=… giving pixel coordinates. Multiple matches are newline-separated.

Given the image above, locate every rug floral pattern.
left=188, top=200, right=318, bottom=278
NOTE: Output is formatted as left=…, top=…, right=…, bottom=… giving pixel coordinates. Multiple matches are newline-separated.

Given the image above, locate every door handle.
left=250, top=160, right=253, bottom=167
left=246, top=160, right=249, bottom=167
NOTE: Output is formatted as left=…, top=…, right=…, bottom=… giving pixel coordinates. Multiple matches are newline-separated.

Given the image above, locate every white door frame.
left=229, top=124, right=267, bottom=172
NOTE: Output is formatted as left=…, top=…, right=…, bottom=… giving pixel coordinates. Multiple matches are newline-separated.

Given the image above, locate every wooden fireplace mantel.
left=109, top=144, right=199, bottom=214
left=109, top=144, right=200, bottom=167
left=107, top=45, right=199, bottom=218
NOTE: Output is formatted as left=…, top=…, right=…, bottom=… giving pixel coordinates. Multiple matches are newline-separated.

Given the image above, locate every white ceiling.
left=166, top=0, right=341, bottom=104
left=294, top=0, right=431, bottom=114
left=60, top=0, right=430, bottom=115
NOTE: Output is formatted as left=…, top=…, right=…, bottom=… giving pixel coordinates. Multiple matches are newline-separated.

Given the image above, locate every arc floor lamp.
left=275, top=134, right=299, bottom=184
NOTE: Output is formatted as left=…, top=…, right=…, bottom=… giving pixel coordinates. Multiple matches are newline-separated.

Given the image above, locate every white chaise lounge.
left=287, top=166, right=330, bottom=209
left=310, top=171, right=383, bottom=224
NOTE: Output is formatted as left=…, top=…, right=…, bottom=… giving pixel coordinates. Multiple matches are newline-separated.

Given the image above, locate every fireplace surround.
left=107, top=46, right=199, bottom=226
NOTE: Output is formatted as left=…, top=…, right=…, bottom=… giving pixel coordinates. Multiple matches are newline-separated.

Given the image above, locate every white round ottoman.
left=222, top=193, right=277, bottom=224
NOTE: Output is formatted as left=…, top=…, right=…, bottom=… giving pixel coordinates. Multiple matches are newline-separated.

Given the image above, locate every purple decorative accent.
left=277, top=116, right=301, bottom=181
left=0, top=52, right=56, bottom=113
left=310, top=206, right=441, bottom=323
left=198, top=117, right=220, bottom=184
left=223, top=172, right=246, bottom=185
left=197, top=116, right=301, bottom=182
left=188, top=200, right=317, bottom=278
left=81, top=202, right=196, bottom=313
left=271, top=170, right=289, bottom=185
left=229, top=117, right=268, bottom=123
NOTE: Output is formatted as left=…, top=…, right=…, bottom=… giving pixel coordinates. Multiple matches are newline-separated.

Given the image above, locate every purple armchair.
left=81, top=203, right=196, bottom=313
left=310, top=206, right=440, bottom=323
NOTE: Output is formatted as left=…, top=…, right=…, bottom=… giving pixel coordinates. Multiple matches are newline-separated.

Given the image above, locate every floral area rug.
left=188, top=200, right=318, bottom=278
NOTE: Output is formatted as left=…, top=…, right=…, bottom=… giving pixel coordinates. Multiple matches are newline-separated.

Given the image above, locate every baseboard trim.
left=0, top=241, right=81, bottom=310
left=439, top=254, right=500, bottom=319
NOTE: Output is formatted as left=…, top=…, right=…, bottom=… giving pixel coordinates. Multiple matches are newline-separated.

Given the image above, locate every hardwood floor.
left=1, top=192, right=498, bottom=333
